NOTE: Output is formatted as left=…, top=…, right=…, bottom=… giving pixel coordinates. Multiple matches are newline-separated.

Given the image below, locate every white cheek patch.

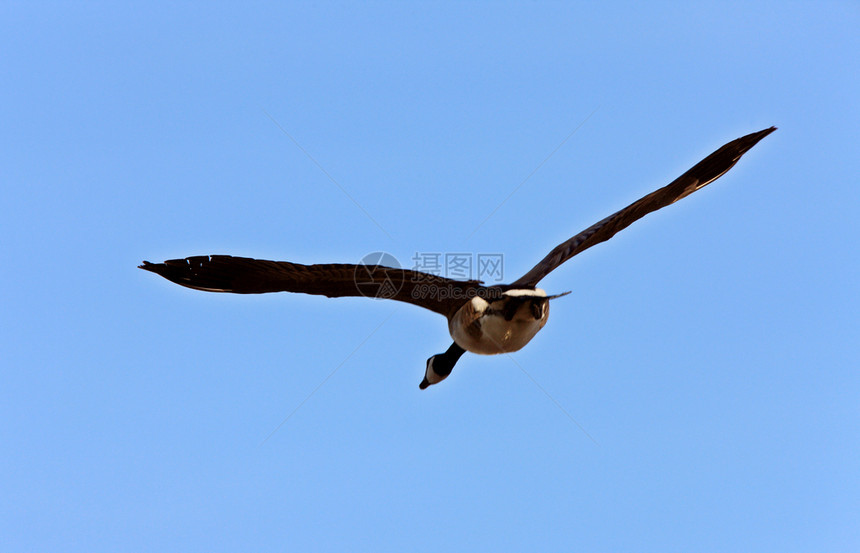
left=424, top=359, right=444, bottom=384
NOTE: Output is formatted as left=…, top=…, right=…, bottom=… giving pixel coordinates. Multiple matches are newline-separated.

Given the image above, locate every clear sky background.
left=2, top=2, right=858, bottom=551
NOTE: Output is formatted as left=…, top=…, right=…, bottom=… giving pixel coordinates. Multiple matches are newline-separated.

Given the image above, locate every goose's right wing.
left=140, top=255, right=499, bottom=319
left=510, top=127, right=776, bottom=287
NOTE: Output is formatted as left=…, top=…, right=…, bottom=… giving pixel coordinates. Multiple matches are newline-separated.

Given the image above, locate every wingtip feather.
left=743, top=126, right=777, bottom=149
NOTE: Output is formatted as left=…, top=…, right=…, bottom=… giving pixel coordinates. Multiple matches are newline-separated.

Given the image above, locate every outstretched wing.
left=510, top=126, right=776, bottom=287
left=140, top=255, right=498, bottom=319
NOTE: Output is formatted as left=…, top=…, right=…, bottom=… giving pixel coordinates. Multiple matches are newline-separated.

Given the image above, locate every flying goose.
left=140, top=127, right=775, bottom=389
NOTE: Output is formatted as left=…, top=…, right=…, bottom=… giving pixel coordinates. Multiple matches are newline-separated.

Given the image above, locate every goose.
left=140, top=126, right=775, bottom=389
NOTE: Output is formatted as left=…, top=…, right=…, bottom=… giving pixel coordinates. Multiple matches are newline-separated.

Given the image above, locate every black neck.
left=434, top=342, right=466, bottom=377
left=443, top=342, right=466, bottom=361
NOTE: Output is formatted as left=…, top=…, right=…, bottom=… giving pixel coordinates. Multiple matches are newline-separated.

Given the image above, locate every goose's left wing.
left=510, top=127, right=776, bottom=288
left=140, top=255, right=499, bottom=319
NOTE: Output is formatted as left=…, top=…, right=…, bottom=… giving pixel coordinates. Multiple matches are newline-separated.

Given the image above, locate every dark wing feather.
left=511, top=127, right=776, bottom=287
left=139, top=255, right=497, bottom=319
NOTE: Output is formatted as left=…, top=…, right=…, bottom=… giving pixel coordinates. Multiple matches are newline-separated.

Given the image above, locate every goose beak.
left=419, top=378, right=430, bottom=390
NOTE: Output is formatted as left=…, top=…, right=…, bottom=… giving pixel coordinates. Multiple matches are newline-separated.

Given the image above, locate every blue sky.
left=2, top=2, right=858, bottom=551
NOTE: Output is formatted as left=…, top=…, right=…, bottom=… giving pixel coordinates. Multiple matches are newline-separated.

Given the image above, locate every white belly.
left=448, top=290, right=550, bottom=355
